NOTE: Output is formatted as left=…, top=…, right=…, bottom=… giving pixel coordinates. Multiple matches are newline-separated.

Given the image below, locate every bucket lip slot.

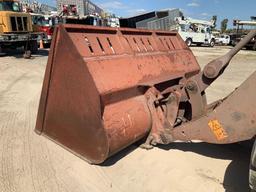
left=62, top=24, right=188, bottom=59
left=62, top=24, right=178, bottom=36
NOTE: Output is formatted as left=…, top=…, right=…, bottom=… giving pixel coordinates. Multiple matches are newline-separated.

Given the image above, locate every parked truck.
left=35, top=25, right=256, bottom=191
left=57, top=0, right=104, bottom=26
left=0, top=0, right=39, bottom=56
left=30, top=13, right=55, bottom=47
left=215, top=34, right=230, bottom=45
left=175, top=17, right=216, bottom=47
left=233, top=20, right=256, bottom=50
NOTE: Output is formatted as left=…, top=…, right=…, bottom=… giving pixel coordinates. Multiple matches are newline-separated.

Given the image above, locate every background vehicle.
left=0, top=0, right=40, bottom=55
left=235, top=35, right=256, bottom=50
left=229, top=33, right=239, bottom=46
left=176, top=17, right=215, bottom=47
left=233, top=19, right=256, bottom=50
left=30, top=13, right=56, bottom=47
left=57, top=0, right=104, bottom=26
left=215, top=34, right=230, bottom=45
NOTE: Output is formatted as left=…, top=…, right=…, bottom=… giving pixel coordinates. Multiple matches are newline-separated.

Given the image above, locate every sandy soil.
left=0, top=46, right=256, bottom=192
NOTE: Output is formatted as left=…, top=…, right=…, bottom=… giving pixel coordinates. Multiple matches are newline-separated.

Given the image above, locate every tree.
left=221, top=19, right=228, bottom=33
left=212, top=15, right=217, bottom=29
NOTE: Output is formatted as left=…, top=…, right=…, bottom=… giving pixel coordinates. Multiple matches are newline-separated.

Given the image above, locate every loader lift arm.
left=167, top=30, right=256, bottom=145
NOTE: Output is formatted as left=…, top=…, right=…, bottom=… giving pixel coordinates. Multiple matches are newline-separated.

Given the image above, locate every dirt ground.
left=0, top=46, right=256, bottom=192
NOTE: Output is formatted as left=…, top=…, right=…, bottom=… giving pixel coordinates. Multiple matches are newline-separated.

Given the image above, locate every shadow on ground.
left=101, top=144, right=138, bottom=166
left=102, top=141, right=252, bottom=192
left=1, top=48, right=49, bottom=58
left=159, top=142, right=252, bottom=192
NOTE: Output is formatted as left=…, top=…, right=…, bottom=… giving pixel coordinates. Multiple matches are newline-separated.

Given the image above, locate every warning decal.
left=208, top=120, right=228, bottom=141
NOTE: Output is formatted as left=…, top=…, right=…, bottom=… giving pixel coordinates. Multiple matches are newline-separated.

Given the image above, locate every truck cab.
left=31, top=13, right=56, bottom=47
left=0, top=0, right=33, bottom=33
left=0, top=0, right=39, bottom=55
left=233, top=20, right=256, bottom=50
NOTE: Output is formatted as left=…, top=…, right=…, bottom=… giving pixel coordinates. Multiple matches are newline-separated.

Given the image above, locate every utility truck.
left=175, top=17, right=216, bottom=47
left=0, top=0, right=39, bottom=56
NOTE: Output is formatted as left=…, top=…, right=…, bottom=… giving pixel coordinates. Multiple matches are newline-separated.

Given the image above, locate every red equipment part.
left=35, top=24, right=200, bottom=164
left=39, top=26, right=54, bottom=36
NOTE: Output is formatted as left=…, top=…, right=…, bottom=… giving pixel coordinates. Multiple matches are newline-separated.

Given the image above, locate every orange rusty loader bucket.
left=35, top=24, right=256, bottom=164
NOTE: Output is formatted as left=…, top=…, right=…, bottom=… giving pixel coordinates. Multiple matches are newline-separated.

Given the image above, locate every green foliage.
left=212, top=15, right=217, bottom=29
left=221, top=19, right=228, bottom=33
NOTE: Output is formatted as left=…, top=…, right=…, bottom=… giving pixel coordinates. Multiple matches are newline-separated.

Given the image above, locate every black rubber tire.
left=186, top=38, right=192, bottom=47
left=250, top=139, right=256, bottom=191
left=43, top=43, right=51, bottom=49
left=0, top=46, right=6, bottom=56
left=29, top=40, right=38, bottom=54
left=252, top=43, right=256, bottom=51
left=23, top=50, right=31, bottom=59
left=210, top=39, right=215, bottom=47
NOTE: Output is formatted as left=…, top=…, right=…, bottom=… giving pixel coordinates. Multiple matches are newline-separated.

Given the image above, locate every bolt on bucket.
left=35, top=24, right=200, bottom=164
